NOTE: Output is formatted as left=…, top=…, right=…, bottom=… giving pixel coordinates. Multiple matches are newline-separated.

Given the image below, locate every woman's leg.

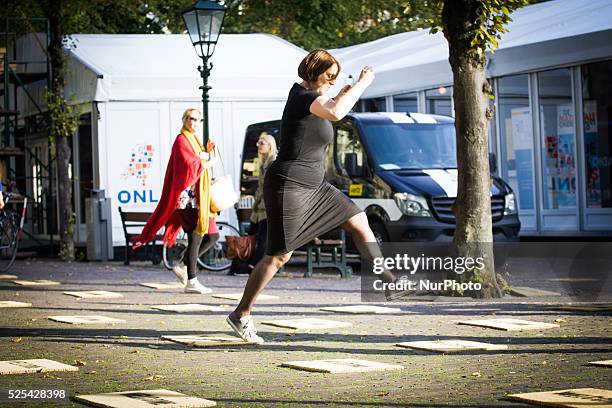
left=248, top=220, right=268, bottom=267
left=186, top=231, right=203, bottom=280
left=340, top=212, right=395, bottom=284
left=197, top=233, right=219, bottom=258
left=232, top=251, right=292, bottom=319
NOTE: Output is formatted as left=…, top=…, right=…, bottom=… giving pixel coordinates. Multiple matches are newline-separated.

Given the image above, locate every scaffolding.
left=0, top=17, right=54, bottom=253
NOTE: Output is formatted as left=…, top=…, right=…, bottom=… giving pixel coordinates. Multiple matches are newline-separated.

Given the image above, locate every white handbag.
left=209, top=147, right=239, bottom=212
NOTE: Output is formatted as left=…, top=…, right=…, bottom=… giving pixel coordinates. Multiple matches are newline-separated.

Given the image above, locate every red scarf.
left=133, top=133, right=214, bottom=248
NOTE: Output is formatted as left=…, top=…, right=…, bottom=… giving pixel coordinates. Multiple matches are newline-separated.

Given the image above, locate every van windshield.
left=362, top=123, right=457, bottom=170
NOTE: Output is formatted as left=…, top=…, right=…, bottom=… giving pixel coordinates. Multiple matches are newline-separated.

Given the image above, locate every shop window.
left=426, top=86, right=453, bottom=116
left=538, top=68, right=576, bottom=209
left=393, top=92, right=418, bottom=113
left=498, top=74, right=534, bottom=210
left=358, top=97, right=386, bottom=112
left=582, top=60, right=612, bottom=208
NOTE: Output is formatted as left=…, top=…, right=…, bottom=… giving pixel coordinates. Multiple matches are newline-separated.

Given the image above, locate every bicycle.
left=0, top=193, right=28, bottom=272
left=162, top=221, right=240, bottom=272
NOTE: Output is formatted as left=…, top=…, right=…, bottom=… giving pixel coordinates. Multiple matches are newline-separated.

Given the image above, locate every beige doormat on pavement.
left=48, top=315, right=126, bottom=325
left=73, top=389, right=216, bottom=407
left=0, top=359, right=78, bottom=375
left=140, top=282, right=184, bottom=290
left=395, top=339, right=508, bottom=353
left=150, top=304, right=227, bottom=312
left=507, top=387, right=611, bottom=407
left=320, top=305, right=402, bottom=314
left=281, top=358, right=404, bottom=374
left=0, top=301, right=31, bottom=308
left=261, top=318, right=352, bottom=330
left=12, top=279, right=60, bottom=286
left=211, top=293, right=279, bottom=301
left=457, top=318, right=560, bottom=331
left=160, top=334, right=261, bottom=347
left=63, top=290, right=123, bottom=299
left=588, top=360, right=612, bottom=367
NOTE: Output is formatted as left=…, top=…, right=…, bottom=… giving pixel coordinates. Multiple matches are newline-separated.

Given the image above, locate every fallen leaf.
left=74, top=360, right=87, bottom=366
left=377, top=392, right=390, bottom=397
left=86, top=370, right=97, bottom=374
left=554, top=318, right=566, bottom=323
left=11, top=337, right=22, bottom=343
left=471, top=372, right=481, bottom=377
left=130, top=350, right=141, bottom=354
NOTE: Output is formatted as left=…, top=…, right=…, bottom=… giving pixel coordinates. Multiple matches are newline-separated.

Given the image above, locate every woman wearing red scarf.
left=134, top=108, right=219, bottom=294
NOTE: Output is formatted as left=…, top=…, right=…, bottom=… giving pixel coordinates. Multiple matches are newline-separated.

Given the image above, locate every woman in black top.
left=227, top=49, right=395, bottom=343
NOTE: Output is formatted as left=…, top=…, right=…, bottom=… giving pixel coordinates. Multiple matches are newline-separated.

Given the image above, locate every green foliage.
left=428, top=0, right=528, bottom=56
left=221, top=0, right=436, bottom=50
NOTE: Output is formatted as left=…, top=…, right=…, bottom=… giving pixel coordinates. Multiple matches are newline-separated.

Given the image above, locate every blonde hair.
left=258, top=132, right=277, bottom=169
left=181, top=108, right=202, bottom=129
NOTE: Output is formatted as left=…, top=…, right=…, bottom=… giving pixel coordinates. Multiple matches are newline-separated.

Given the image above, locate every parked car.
left=239, top=112, right=520, bottom=242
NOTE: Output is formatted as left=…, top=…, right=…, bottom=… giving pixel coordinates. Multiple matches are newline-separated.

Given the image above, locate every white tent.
left=333, top=0, right=612, bottom=98
left=20, top=33, right=306, bottom=246
left=66, top=33, right=306, bottom=102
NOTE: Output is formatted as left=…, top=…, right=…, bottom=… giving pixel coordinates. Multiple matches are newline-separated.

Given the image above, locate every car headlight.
left=504, top=193, right=517, bottom=215
left=393, top=193, right=432, bottom=217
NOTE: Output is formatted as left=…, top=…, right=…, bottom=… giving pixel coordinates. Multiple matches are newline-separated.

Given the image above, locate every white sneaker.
left=226, top=313, right=264, bottom=344
left=172, top=264, right=187, bottom=285
left=184, top=278, right=212, bottom=294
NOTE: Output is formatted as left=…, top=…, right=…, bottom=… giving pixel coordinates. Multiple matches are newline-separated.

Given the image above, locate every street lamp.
left=181, top=0, right=226, bottom=146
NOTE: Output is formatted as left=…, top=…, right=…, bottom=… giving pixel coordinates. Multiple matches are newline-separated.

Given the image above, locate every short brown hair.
left=298, top=49, right=340, bottom=82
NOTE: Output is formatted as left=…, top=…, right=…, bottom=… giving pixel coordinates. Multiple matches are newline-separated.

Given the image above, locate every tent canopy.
left=68, top=33, right=307, bottom=102
left=333, top=0, right=612, bottom=98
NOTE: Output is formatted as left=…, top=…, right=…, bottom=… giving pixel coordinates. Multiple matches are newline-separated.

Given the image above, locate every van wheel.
left=371, top=221, right=389, bottom=244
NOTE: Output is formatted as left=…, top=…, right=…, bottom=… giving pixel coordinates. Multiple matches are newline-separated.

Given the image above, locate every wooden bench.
left=304, top=229, right=352, bottom=278
left=118, top=207, right=162, bottom=266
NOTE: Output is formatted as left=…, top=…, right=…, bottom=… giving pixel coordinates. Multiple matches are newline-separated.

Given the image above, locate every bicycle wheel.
left=162, top=229, right=188, bottom=270
left=0, top=217, right=19, bottom=272
left=198, top=221, right=240, bottom=271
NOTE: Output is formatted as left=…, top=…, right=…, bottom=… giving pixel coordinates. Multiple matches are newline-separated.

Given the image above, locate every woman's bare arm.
left=310, top=66, right=375, bottom=121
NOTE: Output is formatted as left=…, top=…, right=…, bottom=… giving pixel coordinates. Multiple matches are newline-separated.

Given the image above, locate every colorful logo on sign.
left=122, top=145, right=154, bottom=187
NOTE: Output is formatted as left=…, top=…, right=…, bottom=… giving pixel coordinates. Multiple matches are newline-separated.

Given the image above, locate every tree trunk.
left=46, top=0, right=75, bottom=261
left=442, top=1, right=502, bottom=298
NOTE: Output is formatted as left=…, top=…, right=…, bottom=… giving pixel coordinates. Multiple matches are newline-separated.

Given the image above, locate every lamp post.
left=181, top=0, right=226, bottom=147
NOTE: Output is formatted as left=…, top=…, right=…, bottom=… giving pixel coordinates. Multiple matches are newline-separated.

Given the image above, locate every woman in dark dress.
left=226, top=49, right=395, bottom=343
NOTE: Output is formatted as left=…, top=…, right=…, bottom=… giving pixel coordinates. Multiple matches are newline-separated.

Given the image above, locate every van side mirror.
left=489, top=152, right=497, bottom=174
left=344, top=153, right=363, bottom=177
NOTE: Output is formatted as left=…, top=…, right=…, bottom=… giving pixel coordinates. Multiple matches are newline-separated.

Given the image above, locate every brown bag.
left=226, top=235, right=257, bottom=261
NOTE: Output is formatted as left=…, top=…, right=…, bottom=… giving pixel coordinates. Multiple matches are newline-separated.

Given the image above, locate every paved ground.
left=0, top=259, right=610, bottom=407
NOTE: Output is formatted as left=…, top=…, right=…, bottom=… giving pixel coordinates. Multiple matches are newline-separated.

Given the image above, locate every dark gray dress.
left=264, top=83, right=361, bottom=255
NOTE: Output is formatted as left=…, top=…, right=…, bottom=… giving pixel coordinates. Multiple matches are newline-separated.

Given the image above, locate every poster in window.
left=584, top=100, right=601, bottom=208
left=510, top=107, right=534, bottom=210
left=554, top=104, right=576, bottom=208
